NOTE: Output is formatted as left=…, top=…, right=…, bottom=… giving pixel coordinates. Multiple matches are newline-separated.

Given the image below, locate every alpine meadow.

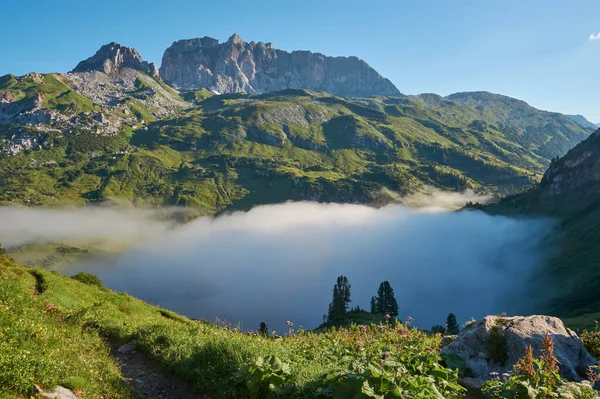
left=1, top=2, right=600, bottom=398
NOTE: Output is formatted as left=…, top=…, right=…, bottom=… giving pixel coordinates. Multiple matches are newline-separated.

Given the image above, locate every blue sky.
left=1, top=0, right=599, bottom=121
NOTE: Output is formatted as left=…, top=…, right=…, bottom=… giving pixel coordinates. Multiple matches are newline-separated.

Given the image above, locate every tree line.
left=325, top=275, right=460, bottom=334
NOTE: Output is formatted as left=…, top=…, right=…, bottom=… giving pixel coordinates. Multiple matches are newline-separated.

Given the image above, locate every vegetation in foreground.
left=1, top=253, right=599, bottom=398
left=0, top=255, right=464, bottom=398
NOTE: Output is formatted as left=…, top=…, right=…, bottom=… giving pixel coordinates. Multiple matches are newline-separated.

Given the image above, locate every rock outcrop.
left=159, top=34, right=401, bottom=97
left=540, top=129, right=600, bottom=203
left=442, top=315, right=597, bottom=385
left=73, top=42, right=159, bottom=78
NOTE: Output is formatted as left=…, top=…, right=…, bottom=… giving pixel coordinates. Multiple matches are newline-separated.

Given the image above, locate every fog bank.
left=0, top=200, right=553, bottom=330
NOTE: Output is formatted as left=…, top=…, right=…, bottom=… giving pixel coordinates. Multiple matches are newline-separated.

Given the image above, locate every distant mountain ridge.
left=565, top=114, right=598, bottom=131
left=159, top=34, right=401, bottom=97
left=0, top=40, right=592, bottom=213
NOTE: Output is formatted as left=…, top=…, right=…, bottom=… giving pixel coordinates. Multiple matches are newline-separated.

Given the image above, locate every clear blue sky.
left=2, top=0, right=599, bottom=121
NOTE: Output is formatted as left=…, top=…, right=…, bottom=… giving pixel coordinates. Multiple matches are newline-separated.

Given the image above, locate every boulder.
left=442, top=315, right=597, bottom=385
left=36, top=385, right=79, bottom=399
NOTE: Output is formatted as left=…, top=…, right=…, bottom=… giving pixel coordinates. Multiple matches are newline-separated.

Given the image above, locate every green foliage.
left=482, top=335, right=599, bottom=398
left=488, top=326, right=509, bottom=365
left=235, top=355, right=293, bottom=398
left=1, top=259, right=467, bottom=398
left=71, top=272, right=105, bottom=289
left=374, top=281, right=399, bottom=318
left=446, top=313, right=460, bottom=335
left=316, top=323, right=465, bottom=398
left=581, top=321, right=600, bottom=360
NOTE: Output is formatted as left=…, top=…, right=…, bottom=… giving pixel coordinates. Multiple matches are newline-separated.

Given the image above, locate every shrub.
left=482, top=334, right=599, bottom=398
left=487, top=326, right=509, bottom=365
left=581, top=321, right=600, bottom=360
left=71, top=272, right=105, bottom=289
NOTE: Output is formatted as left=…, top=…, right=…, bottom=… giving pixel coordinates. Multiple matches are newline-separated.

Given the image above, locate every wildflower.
left=383, top=351, right=390, bottom=359
left=286, top=320, right=293, bottom=327
left=490, top=371, right=500, bottom=380
left=397, top=328, right=407, bottom=335
left=360, top=325, right=367, bottom=332
left=377, top=325, right=386, bottom=330
left=406, top=316, right=414, bottom=323
left=356, top=341, right=365, bottom=350
left=502, top=373, right=511, bottom=380
left=385, top=314, right=391, bottom=320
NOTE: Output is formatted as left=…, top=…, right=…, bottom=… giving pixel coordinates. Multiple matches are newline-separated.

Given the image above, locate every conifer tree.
left=446, top=313, right=459, bottom=335
left=327, top=276, right=352, bottom=322
left=375, top=281, right=399, bottom=317
left=370, top=296, right=377, bottom=313
left=259, top=322, right=268, bottom=337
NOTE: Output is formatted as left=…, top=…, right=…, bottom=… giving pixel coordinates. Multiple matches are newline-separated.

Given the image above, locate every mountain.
left=487, top=128, right=600, bottom=320
left=73, top=42, right=159, bottom=78
left=159, top=34, right=401, bottom=97
left=565, top=114, right=598, bottom=131
left=0, top=42, right=593, bottom=213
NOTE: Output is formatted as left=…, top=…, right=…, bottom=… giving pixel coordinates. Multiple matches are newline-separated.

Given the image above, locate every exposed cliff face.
left=66, top=43, right=186, bottom=121
left=159, top=34, right=401, bottom=97
left=73, top=42, right=159, bottom=78
left=540, top=129, right=600, bottom=205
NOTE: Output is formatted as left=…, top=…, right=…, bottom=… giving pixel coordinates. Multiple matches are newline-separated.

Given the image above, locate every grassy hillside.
left=0, top=255, right=467, bottom=398
left=485, top=129, right=600, bottom=321
left=3, top=86, right=590, bottom=213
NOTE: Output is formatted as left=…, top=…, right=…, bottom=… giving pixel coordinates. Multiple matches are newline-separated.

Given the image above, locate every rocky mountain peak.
left=227, top=33, right=243, bottom=44
left=72, top=42, right=159, bottom=78
left=159, top=34, right=401, bottom=97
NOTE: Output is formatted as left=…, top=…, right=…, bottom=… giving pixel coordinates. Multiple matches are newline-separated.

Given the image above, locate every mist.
left=0, top=198, right=553, bottom=331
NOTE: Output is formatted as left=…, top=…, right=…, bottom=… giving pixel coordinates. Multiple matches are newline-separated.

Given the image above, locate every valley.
left=1, top=19, right=600, bottom=399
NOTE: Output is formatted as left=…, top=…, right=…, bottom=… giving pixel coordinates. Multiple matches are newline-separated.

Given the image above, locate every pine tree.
left=375, top=281, right=399, bottom=317
left=446, top=313, right=459, bottom=335
left=327, top=276, right=352, bottom=322
left=259, top=322, right=268, bottom=337
left=370, top=296, right=377, bottom=313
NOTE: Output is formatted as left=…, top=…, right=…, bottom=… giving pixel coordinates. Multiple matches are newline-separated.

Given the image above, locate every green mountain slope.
left=1, top=79, right=591, bottom=213
left=486, top=128, right=600, bottom=319
left=566, top=114, right=599, bottom=131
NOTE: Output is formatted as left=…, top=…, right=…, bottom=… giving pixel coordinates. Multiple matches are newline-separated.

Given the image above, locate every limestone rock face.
left=442, top=315, right=597, bottom=383
left=73, top=42, right=159, bottom=78
left=159, top=34, right=401, bottom=97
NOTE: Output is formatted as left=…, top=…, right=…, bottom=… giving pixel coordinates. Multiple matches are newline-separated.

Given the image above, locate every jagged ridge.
left=159, top=33, right=401, bottom=97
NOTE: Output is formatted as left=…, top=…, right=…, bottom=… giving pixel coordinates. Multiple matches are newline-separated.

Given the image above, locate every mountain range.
left=0, top=36, right=592, bottom=213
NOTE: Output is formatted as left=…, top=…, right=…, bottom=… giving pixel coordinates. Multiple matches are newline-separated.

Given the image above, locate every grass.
left=0, top=83, right=590, bottom=213
left=0, top=256, right=465, bottom=398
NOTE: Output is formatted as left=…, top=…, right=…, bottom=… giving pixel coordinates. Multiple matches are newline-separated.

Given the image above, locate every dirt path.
left=110, top=340, right=210, bottom=399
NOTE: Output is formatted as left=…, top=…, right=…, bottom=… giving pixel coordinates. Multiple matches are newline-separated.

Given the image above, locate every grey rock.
left=442, top=315, right=597, bottom=382
left=36, top=385, right=79, bottom=399
left=73, top=42, right=159, bottom=78
left=160, top=34, right=400, bottom=98
left=118, top=339, right=138, bottom=354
